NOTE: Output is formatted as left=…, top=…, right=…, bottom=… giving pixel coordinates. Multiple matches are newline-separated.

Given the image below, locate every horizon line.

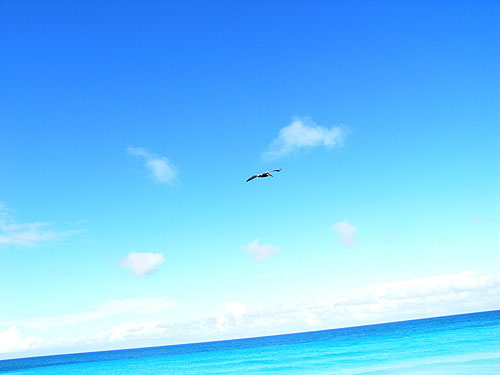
left=2, top=308, right=498, bottom=363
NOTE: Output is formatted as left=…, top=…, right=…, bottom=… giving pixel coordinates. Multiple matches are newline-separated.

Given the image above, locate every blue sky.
left=1, top=0, right=499, bottom=358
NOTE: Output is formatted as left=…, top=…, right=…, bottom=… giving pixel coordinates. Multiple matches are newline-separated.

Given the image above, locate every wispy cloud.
left=3, top=297, right=176, bottom=331
left=365, top=271, right=498, bottom=300
left=471, top=217, right=495, bottom=223
left=241, top=239, right=281, bottom=262
left=127, top=147, right=178, bottom=184
left=120, top=252, right=165, bottom=277
left=0, top=204, right=82, bottom=248
left=262, top=117, right=346, bottom=160
left=332, top=221, right=357, bottom=248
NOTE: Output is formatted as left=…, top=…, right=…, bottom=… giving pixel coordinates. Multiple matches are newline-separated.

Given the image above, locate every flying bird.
left=246, top=169, right=282, bottom=182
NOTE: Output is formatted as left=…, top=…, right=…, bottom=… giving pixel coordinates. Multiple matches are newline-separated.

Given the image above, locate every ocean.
left=1, top=310, right=498, bottom=374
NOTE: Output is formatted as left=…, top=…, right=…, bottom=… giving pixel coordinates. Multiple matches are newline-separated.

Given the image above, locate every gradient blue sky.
left=1, top=0, right=498, bottom=359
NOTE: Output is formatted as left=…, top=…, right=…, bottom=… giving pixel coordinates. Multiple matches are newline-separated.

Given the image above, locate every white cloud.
left=216, top=302, right=247, bottom=330
left=120, top=252, right=165, bottom=277
left=0, top=222, right=58, bottom=247
left=93, top=320, right=169, bottom=343
left=262, top=117, right=346, bottom=160
left=241, top=239, right=281, bottom=262
left=187, top=272, right=500, bottom=338
left=332, top=221, right=357, bottom=248
left=225, top=302, right=246, bottom=318
left=0, top=204, right=82, bottom=247
left=0, top=326, right=45, bottom=354
left=128, top=147, right=177, bottom=184
left=0, top=321, right=168, bottom=356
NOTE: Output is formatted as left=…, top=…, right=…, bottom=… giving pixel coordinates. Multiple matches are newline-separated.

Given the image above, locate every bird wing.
left=246, top=175, right=258, bottom=182
left=269, top=169, right=282, bottom=173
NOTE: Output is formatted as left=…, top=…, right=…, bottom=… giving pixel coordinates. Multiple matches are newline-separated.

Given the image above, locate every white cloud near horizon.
left=225, top=302, right=247, bottom=318
left=0, top=204, right=82, bottom=247
left=120, top=252, right=165, bottom=277
left=216, top=302, right=247, bottom=330
left=0, top=327, right=45, bottom=354
left=93, top=320, right=170, bottom=343
left=2, top=271, right=498, bottom=358
left=225, top=271, right=500, bottom=333
left=0, top=297, right=177, bottom=354
left=332, top=221, right=357, bottom=248
left=262, top=117, right=346, bottom=160
left=127, top=147, right=177, bottom=184
left=241, top=239, right=281, bottom=262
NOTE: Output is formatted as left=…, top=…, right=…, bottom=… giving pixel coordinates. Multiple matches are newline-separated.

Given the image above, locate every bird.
left=246, top=169, right=282, bottom=182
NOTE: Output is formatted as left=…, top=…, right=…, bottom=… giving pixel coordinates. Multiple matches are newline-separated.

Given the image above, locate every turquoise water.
left=1, top=310, right=499, bottom=374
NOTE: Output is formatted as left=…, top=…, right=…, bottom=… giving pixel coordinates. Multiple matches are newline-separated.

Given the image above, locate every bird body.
left=246, top=169, right=282, bottom=182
